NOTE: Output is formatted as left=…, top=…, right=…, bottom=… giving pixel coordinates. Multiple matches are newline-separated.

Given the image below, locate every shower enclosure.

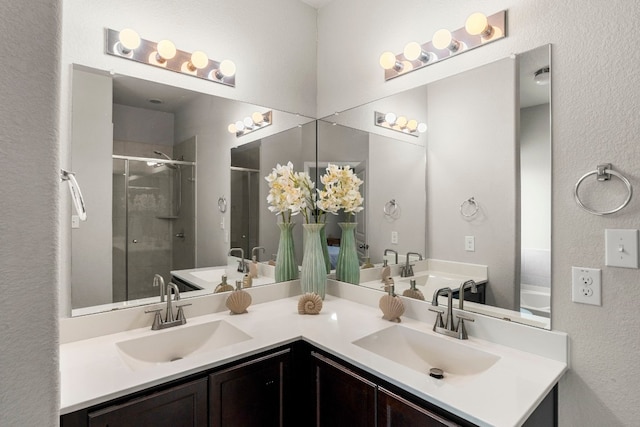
left=112, top=155, right=196, bottom=302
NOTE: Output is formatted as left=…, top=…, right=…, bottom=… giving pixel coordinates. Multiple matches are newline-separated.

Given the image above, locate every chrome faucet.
left=383, top=248, right=398, bottom=265
left=458, top=280, right=478, bottom=311
left=400, top=252, right=423, bottom=277
left=429, top=285, right=475, bottom=340
left=145, top=280, right=190, bottom=330
left=153, top=274, right=167, bottom=302
left=251, top=246, right=265, bottom=262
left=229, top=247, right=247, bottom=273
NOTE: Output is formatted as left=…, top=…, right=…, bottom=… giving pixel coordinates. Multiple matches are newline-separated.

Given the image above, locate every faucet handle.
left=175, top=303, right=192, bottom=324
left=455, top=313, right=475, bottom=340
left=428, top=307, right=445, bottom=329
left=144, top=308, right=163, bottom=330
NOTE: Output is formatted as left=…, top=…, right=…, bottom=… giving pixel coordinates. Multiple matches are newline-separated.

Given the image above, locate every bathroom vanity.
left=59, top=282, right=567, bottom=427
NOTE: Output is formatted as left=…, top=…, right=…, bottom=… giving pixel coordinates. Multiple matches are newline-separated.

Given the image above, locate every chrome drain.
left=429, top=368, right=444, bottom=379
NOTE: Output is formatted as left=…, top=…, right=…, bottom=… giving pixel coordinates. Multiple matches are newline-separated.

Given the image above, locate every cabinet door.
left=311, top=351, right=377, bottom=427
left=209, top=348, right=290, bottom=427
left=378, top=387, right=461, bottom=427
left=87, top=378, right=208, bottom=427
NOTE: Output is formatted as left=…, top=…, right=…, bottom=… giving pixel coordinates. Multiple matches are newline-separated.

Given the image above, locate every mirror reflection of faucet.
left=401, top=252, right=423, bottom=277
left=228, top=247, right=247, bottom=273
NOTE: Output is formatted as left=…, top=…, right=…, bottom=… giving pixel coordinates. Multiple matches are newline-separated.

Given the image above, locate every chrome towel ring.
left=383, top=199, right=400, bottom=218
left=460, top=197, right=479, bottom=218
left=574, top=164, right=632, bottom=216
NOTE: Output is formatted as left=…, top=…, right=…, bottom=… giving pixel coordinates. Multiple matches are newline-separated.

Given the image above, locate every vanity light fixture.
left=105, top=28, right=236, bottom=87
left=375, top=111, right=426, bottom=137
left=379, top=10, right=507, bottom=81
left=228, top=111, right=272, bottom=137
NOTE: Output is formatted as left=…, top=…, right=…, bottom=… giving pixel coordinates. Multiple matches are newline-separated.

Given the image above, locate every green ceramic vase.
left=319, top=224, right=331, bottom=274
left=275, top=222, right=298, bottom=282
left=336, top=222, right=360, bottom=285
left=301, top=223, right=327, bottom=299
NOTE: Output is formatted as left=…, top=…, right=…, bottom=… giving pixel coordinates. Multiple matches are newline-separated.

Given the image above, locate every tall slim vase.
left=319, top=224, right=331, bottom=274
left=301, top=223, right=327, bottom=299
left=336, top=222, right=360, bottom=285
left=275, top=222, right=298, bottom=282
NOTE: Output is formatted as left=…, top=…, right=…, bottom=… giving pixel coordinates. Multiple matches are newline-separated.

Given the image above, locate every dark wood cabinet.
left=311, top=351, right=377, bottom=427
left=209, top=348, right=290, bottom=427
left=378, top=387, right=460, bottom=427
left=86, top=378, right=207, bottom=427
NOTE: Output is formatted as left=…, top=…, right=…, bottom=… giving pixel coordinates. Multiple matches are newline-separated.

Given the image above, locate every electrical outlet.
left=391, top=231, right=398, bottom=244
left=465, top=236, right=475, bottom=252
left=571, top=267, right=601, bottom=306
left=71, top=215, right=80, bottom=229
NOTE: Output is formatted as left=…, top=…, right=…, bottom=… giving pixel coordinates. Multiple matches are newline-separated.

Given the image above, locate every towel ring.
left=460, top=197, right=479, bottom=218
left=218, top=196, right=227, bottom=213
left=574, top=164, right=632, bottom=216
left=383, top=199, right=399, bottom=218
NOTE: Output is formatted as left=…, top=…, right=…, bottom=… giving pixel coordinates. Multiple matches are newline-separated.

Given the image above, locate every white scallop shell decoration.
left=298, top=292, right=323, bottom=315
left=379, top=294, right=404, bottom=323
left=226, top=289, right=252, bottom=315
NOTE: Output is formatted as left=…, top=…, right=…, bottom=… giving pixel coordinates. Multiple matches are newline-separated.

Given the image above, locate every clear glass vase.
left=336, top=222, right=360, bottom=285
left=301, top=223, right=327, bottom=299
left=275, top=222, right=298, bottom=282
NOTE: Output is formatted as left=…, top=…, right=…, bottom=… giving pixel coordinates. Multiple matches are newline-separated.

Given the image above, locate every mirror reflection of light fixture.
left=380, top=10, right=506, bottom=81
left=534, top=67, right=550, bottom=85
left=105, top=28, right=236, bottom=87
left=228, top=111, right=273, bottom=137
left=375, top=111, right=426, bottom=137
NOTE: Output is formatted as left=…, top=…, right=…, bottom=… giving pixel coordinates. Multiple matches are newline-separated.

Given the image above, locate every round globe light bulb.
left=403, top=42, right=423, bottom=61
left=396, top=116, right=408, bottom=128
left=235, top=121, right=245, bottom=132
left=384, top=112, right=397, bottom=125
left=119, top=29, right=141, bottom=51
left=465, top=13, right=490, bottom=36
left=379, top=51, right=398, bottom=70
left=156, top=40, right=177, bottom=61
left=243, top=117, right=254, bottom=128
left=190, top=51, right=209, bottom=69
left=219, top=60, right=236, bottom=77
left=252, top=112, right=265, bottom=124
left=228, top=123, right=237, bottom=134
left=406, top=119, right=418, bottom=132
left=417, top=123, right=428, bottom=133
left=432, top=29, right=453, bottom=50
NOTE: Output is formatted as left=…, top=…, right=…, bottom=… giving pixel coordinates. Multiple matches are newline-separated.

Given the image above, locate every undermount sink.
left=353, top=325, right=500, bottom=379
left=116, top=320, right=252, bottom=371
left=400, top=274, right=461, bottom=288
left=189, top=268, right=227, bottom=282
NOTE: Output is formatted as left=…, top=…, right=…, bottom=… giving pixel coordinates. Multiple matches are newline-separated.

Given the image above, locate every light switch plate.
left=391, top=231, right=398, bottom=244
left=465, top=236, right=475, bottom=252
left=71, top=215, right=80, bottom=229
left=605, top=229, right=639, bottom=268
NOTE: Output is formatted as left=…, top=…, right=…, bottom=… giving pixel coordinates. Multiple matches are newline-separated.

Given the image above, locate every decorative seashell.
left=298, top=292, right=323, bottom=315
left=402, top=288, right=425, bottom=301
left=214, top=275, right=234, bottom=293
left=380, top=265, right=391, bottom=283
left=242, top=273, right=253, bottom=288
left=379, top=294, right=404, bottom=323
left=226, top=289, right=252, bottom=315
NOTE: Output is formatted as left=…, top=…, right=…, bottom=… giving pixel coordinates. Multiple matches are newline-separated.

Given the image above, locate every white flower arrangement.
left=317, top=164, right=364, bottom=221
left=265, top=161, right=315, bottom=223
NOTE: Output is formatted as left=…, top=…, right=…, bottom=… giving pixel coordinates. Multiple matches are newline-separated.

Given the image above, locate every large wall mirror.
left=67, top=45, right=551, bottom=330
left=317, top=45, right=551, bottom=328
left=69, top=65, right=314, bottom=315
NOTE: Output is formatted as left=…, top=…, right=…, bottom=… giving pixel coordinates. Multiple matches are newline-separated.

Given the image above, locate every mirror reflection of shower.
left=112, top=139, right=196, bottom=303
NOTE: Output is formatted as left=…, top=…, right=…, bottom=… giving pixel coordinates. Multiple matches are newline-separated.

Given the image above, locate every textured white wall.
left=0, top=1, right=61, bottom=426
left=319, top=0, right=640, bottom=424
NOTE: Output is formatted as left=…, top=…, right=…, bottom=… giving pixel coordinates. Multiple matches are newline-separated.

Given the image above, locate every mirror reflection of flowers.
left=265, top=161, right=316, bottom=224
left=317, top=163, right=364, bottom=221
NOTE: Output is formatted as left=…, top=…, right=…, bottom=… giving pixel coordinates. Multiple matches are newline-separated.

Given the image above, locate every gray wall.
left=0, top=1, right=61, bottom=426
left=427, top=57, right=518, bottom=310
left=70, top=69, right=113, bottom=308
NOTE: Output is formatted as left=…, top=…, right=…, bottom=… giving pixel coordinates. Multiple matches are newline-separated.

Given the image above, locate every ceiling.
left=299, top=0, right=334, bottom=9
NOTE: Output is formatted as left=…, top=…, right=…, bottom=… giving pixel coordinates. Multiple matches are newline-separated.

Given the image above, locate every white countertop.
left=60, top=288, right=567, bottom=426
